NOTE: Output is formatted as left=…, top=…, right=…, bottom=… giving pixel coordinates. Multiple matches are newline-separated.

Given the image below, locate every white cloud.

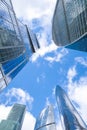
left=75, top=57, right=87, bottom=67
left=67, top=65, right=77, bottom=83
left=22, top=111, right=36, bottom=130
left=12, top=0, right=57, bottom=21
left=0, top=105, right=36, bottom=130
left=30, top=42, right=58, bottom=62
left=0, top=105, right=11, bottom=122
left=45, top=48, right=68, bottom=63
left=3, top=88, right=34, bottom=110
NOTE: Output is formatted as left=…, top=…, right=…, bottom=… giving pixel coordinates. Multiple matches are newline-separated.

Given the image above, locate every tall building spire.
left=34, top=105, right=56, bottom=130
left=56, top=85, right=87, bottom=130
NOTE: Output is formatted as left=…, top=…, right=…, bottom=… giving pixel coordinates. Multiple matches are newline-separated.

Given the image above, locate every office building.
left=0, top=103, right=26, bottom=130
left=34, top=105, right=56, bottom=130
left=0, top=0, right=40, bottom=91
left=56, top=85, right=87, bottom=130
left=52, top=0, right=87, bottom=52
left=28, top=27, right=40, bottom=50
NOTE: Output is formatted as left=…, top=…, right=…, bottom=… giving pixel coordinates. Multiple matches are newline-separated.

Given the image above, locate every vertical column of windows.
left=77, top=0, right=83, bottom=36
left=55, top=0, right=70, bottom=45
left=82, top=0, right=87, bottom=33
left=79, top=0, right=86, bottom=36
left=64, top=0, right=87, bottom=43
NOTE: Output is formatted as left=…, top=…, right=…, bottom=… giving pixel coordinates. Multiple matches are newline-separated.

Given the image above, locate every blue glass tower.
left=52, top=0, right=87, bottom=52
left=56, top=85, right=87, bottom=130
left=0, top=0, right=40, bottom=91
left=34, top=105, right=56, bottom=130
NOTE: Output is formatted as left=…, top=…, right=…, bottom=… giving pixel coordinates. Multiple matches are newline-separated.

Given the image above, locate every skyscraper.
left=52, top=0, right=87, bottom=52
left=34, top=105, right=56, bottom=130
left=56, top=85, right=87, bottom=130
left=27, top=27, right=40, bottom=50
left=0, top=0, right=40, bottom=91
left=0, top=103, right=26, bottom=130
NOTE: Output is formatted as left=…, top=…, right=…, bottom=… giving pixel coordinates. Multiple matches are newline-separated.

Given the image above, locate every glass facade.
left=0, top=120, right=20, bottom=130
left=0, top=0, right=40, bottom=91
left=56, top=85, right=87, bottom=130
left=0, top=103, right=26, bottom=130
left=7, top=103, right=26, bottom=124
left=28, top=28, right=40, bottom=50
left=52, top=0, right=87, bottom=50
left=34, top=105, right=56, bottom=130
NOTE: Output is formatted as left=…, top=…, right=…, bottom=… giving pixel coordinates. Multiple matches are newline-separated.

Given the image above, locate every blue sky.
left=0, top=0, right=87, bottom=130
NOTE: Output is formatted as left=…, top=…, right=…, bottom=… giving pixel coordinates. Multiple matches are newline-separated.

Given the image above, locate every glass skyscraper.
left=52, top=0, right=87, bottom=52
left=34, top=105, right=56, bottom=130
left=0, top=0, right=40, bottom=91
left=28, top=27, right=40, bottom=50
left=0, top=103, right=26, bottom=130
left=56, top=85, right=87, bottom=130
